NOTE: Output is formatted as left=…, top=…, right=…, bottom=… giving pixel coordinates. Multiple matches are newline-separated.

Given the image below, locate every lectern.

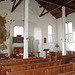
left=43, top=49, right=49, bottom=58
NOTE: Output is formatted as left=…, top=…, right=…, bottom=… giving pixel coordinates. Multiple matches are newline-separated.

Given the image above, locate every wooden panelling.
left=14, top=47, right=23, bottom=54
left=6, top=63, right=75, bottom=75
left=58, top=71, right=75, bottom=75
left=0, top=57, right=43, bottom=63
left=2, top=60, right=61, bottom=75
left=0, top=53, right=8, bottom=58
left=0, top=58, right=50, bottom=75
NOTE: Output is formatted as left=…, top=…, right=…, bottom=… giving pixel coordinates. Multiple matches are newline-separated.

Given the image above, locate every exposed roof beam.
left=40, top=4, right=45, bottom=8
left=37, top=0, right=75, bottom=11
left=58, top=0, right=61, bottom=3
left=40, top=6, right=60, bottom=17
left=11, top=0, right=14, bottom=2
left=11, top=0, right=23, bottom=13
left=53, top=12, right=61, bottom=16
left=0, top=0, right=7, bottom=2
left=39, top=3, right=48, bottom=8
left=12, top=0, right=16, bottom=9
left=62, top=0, right=65, bottom=3
left=54, top=8, right=67, bottom=17
left=64, top=0, right=74, bottom=4
left=40, top=8, right=46, bottom=17
left=59, top=8, right=62, bottom=12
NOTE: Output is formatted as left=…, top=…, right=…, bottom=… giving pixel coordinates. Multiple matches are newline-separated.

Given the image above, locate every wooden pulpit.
left=43, top=49, right=49, bottom=58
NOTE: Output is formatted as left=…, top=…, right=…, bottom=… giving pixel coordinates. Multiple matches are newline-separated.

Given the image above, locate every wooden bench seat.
left=0, top=57, right=43, bottom=63
left=0, top=59, right=51, bottom=75
left=0, top=59, right=51, bottom=70
left=48, top=52, right=62, bottom=57
left=6, top=63, right=75, bottom=75
left=71, top=58, right=75, bottom=63
left=0, top=53, right=8, bottom=59
left=51, top=55, right=75, bottom=63
left=2, top=60, right=61, bottom=75
left=67, top=51, right=75, bottom=55
left=60, top=55, right=75, bottom=64
left=58, top=71, right=75, bottom=75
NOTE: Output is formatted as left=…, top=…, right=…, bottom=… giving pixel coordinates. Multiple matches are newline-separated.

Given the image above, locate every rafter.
left=58, top=0, right=61, bottom=3
left=0, top=0, right=7, bottom=2
left=62, top=0, right=65, bottom=2
left=54, top=8, right=67, bottom=17
left=40, top=6, right=60, bottom=17
left=59, top=8, right=62, bottom=12
left=37, top=0, right=75, bottom=11
left=12, top=0, right=16, bottom=9
left=39, top=0, right=74, bottom=17
left=11, top=0, right=14, bottom=2
left=53, top=12, right=61, bottom=16
left=40, top=8, right=46, bottom=17
left=39, top=4, right=45, bottom=8
left=11, top=0, right=23, bottom=13
left=64, top=0, right=74, bottom=4
left=39, top=3, right=49, bottom=8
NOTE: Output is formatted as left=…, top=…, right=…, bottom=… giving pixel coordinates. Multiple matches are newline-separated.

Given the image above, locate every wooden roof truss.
left=36, top=0, right=75, bottom=18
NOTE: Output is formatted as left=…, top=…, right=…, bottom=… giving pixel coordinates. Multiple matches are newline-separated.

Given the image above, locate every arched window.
left=65, top=22, right=73, bottom=42
left=14, top=26, right=23, bottom=37
left=48, top=25, right=52, bottom=43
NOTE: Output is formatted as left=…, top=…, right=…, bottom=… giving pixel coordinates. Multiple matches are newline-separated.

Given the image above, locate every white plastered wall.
left=29, top=0, right=57, bottom=57
left=57, top=12, right=75, bottom=51
left=0, top=0, right=57, bottom=57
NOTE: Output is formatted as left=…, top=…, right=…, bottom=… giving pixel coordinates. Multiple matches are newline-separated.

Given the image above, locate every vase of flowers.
left=55, top=44, right=59, bottom=51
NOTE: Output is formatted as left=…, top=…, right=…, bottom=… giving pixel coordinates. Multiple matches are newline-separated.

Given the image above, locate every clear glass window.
left=48, top=25, right=52, bottom=43
left=65, top=22, right=73, bottom=42
left=14, top=26, right=23, bottom=37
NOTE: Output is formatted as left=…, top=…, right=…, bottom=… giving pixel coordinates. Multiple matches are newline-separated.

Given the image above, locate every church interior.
left=0, top=0, right=75, bottom=75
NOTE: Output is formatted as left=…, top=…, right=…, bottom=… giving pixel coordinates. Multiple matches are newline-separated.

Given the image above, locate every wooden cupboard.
left=14, top=47, right=23, bottom=54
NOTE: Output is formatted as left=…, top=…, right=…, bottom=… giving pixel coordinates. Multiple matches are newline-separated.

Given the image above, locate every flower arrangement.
left=55, top=44, right=59, bottom=48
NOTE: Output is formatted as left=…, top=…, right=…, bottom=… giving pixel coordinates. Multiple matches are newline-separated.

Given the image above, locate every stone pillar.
left=23, top=0, right=29, bottom=58
left=62, top=6, right=66, bottom=55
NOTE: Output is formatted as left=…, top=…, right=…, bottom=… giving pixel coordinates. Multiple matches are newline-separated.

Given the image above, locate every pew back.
left=2, top=60, right=61, bottom=75
left=58, top=71, right=75, bottom=75
left=51, top=55, right=75, bottom=64
left=6, top=63, right=75, bottom=75
left=0, top=59, right=51, bottom=75
left=72, top=58, right=75, bottom=63
left=0, top=57, right=43, bottom=63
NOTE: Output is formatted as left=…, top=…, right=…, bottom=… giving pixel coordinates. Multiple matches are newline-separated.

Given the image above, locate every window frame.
left=14, top=25, right=24, bottom=37
left=48, top=25, right=53, bottom=43
left=65, top=22, right=73, bottom=43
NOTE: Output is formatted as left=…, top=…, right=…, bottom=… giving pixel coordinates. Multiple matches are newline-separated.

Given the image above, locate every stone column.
left=23, top=0, right=29, bottom=58
left=62, top=6, right=66, bottom=55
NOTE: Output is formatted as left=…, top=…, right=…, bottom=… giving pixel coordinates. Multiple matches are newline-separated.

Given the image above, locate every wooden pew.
left=0, top=57, right=43, bottom=63
left=0, top=59, right=51, bottom=75
left=67, top=51, right=75, bottom=55
left=2, top=60, right=61, bottom=75
left=49, top=52, right=57, bottom=56
left=58, top=51, right=62, bottom=56
left=0, top=53, right=8, bottom=59
left=61, top=55, right=75, bottom=64
left=71, top=58, right=75, bottom=63
left=31, top=52, right=40, bottom=57
left=47, top=52, right=62, bottom=60
left=51, top=55, right=75, bottom=64
left=58, top=71, right=75, bottom=75
left=6, top=63, right=75, bottom=75
left=48, top=51, right=75, bottom=58
left=58, top=51, right=75, bottom=56
left=48, top=51, right=62, bottom=57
